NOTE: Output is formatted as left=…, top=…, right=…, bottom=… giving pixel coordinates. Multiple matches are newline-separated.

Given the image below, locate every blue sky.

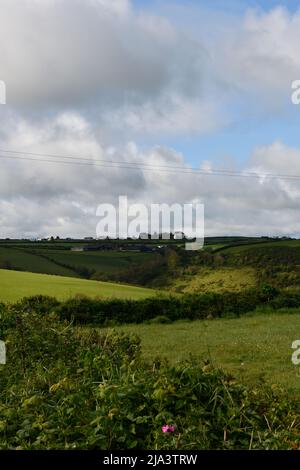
left=164, top=100, right=300, bottom=169
left=160, top=116, right=300, bottom=168
left=133, top=0, right=300, bottom=14
left=131, top=1, right=300, bottom=169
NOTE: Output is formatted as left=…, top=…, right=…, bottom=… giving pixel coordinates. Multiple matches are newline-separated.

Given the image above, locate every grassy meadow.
left=100, top=310, right=300, bottom=395
left=0, top=269, right=157, bottom=302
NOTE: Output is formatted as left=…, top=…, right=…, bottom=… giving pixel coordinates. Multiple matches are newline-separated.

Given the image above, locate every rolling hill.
left=0, top=269, right=157, bottom=303
left=0, top=244, right=153, bottom=279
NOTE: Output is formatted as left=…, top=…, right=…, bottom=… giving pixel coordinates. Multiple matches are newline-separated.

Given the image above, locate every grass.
left=100, top=310, right=300, bottom=395
left=0, top=245, right=154, bottom=278
left=0, top=269, right=157, bottom=302
left=221, top=239, right=300, bottom=253
left=34, top=249, right=153, bottom=274
left=0, top=247, right=76, bottom=277
left=0, top=244, right=152, bottom=277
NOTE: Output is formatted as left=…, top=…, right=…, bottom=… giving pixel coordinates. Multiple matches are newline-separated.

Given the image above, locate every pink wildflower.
left=162, top=424, right=175, bottom=433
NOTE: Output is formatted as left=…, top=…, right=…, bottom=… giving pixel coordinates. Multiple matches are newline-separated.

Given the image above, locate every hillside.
left=171, top=267, right=256, bottom=293
left=1, top=237, right=300, bottom=295
left=216, top=238, right=300, bottom=253
left=166, top=240, right=300, bottom=294
left=0, top=269, right=157, bottom=303
left=0, top=242, right=153, bottom=279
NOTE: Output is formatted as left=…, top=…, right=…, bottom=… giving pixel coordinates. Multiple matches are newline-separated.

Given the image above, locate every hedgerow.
left=7, top=287, right=282, bottom=326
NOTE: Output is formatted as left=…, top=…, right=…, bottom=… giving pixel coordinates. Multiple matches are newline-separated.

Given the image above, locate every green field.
left=0, top=269, right=157, bottom=302
left=219, top=239, right=300, bottom=254
left=0, top=247, right=77, bottom=277
left=34, top=248, right=153, bottom=274
left=0, top=244, right=154, bottom=278
left=102, top=310, right=300, bottom=395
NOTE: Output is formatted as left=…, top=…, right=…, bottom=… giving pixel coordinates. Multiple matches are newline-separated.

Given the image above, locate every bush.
left=269, top=291, right=300, bottom=309
left=1, top=314, right=300, bottom=449
left=12, top=295, right=60, bottom=315
left=7, top=285, right=300, bottom=330
left=53, top=290, right=261, bottom=325
left=8, top=288, right=282, bottom=327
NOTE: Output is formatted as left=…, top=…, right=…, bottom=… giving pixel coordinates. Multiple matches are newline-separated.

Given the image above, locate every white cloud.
left=1, top=2, right=300, bottom=237
left=0, top=112, right=300, bottom=238
left=213, top=6, right=300, bottom=111
left=104, top=93, right=225, bottom=135
left=0, top=0, right=203, bottom=112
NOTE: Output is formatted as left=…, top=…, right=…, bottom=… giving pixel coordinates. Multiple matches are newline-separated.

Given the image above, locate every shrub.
left=10, top=288, right=283, bottom=327
left=12, top=295, right=60, bottom=315
left=1, top=314, right=300, bottom=449
left=269, top=291, right=300, bottom=309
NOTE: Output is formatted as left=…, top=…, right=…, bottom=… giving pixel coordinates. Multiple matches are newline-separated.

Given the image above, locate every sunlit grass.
left=0, top=269, right=158, bottom=302
left=99, top=310, right=300, bottom=395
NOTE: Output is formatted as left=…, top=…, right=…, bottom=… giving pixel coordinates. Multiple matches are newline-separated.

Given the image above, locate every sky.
left=1, top=0, right=300, bottom=238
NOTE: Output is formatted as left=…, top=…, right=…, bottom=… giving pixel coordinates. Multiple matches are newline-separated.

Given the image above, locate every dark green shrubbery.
left=7, top=285, right=300, bottom=328
left=10, top=289, right=266, bottom=326
left=0, top=289, right=274, bottom=327
left=1, top=312, right=300, bottom=450
left=269, top=291, right=300, bottom=309
left=13, top=295, right=60, bottom=315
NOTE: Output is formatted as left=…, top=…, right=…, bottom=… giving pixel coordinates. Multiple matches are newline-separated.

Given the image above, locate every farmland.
left=0, top=246, right=76, bottom=277
left=102, top=310, right=300, bottom=395
left=0, top=242, right=153, bottom=279
left=218, top=238, right=300, bottom=254
left=0, top=236, right=297, bottom=289
left=0, top=269, right=158, bottom=303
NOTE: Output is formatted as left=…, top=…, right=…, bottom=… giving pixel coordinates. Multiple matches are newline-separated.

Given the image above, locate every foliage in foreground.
left=1, top=311, right=300, bottom=450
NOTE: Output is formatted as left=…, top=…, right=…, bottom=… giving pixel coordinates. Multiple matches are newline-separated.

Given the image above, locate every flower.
left=162, top=424, right=175, bottom=433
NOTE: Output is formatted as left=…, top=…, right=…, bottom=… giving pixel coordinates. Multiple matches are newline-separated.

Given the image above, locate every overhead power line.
left=0, top=148, right=299, bottom=181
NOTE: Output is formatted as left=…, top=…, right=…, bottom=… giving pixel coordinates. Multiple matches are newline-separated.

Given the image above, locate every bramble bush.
left=1, top=311, right=300, bottom=450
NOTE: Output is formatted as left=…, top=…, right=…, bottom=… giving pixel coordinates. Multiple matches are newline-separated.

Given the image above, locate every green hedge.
left=6, top=288, right=280, bottom=326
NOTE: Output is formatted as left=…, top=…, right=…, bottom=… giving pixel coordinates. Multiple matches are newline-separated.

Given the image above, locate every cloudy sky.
left=1, top=0, right=300, bottom=238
